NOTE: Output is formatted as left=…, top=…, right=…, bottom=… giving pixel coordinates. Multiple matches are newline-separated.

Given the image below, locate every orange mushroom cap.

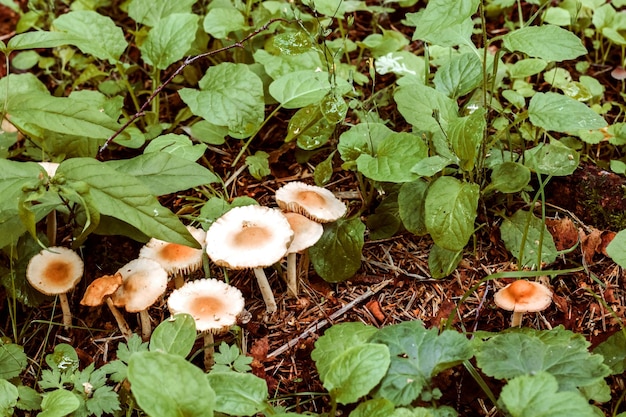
left=494, top=279, right=553, bottom=313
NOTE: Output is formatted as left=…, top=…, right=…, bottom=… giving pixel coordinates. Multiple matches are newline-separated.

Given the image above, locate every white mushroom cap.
left=275, top=182, right=346, bottom=223
left=111, top=258, right=168, bottom=312
left=139, top=226, right=206, bottom=276
left=167, top=278, right=245, bottom=333
left=494, top=279, right=553, bottom=313
left=205, top=205, right=293, bottom=269
left=283, top=212, right=324, bottom=254
left=26, top=246, right=83, bottom=295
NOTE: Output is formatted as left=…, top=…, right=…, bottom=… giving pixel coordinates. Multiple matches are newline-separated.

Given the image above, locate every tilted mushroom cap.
left=205, top=205, right=293, bottom=269
left=494, top=279, right=553, bottom=313
left=26, top=246, right=84, bottom=295
left=168, top=278, right=245, bottom=333
left=139, top=226, right=206, bottom=276
left=275, top=182, right=347, bottom=223
left=80, top=272, right=123, bottom=307
left=111, top=258, right=168, bottom=312
left=283, top=212, right=324, bottom=254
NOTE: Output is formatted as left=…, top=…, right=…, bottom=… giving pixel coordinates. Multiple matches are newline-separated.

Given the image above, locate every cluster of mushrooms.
left=25, top=179, right=556, bottom=366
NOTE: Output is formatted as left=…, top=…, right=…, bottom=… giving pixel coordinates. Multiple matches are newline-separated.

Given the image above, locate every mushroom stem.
left=139, top=310, right=153, bottom=341
left=511, top=311, right=524, bottom=327
left=286, top=252, right=298, bottom=297
left=58, top=293, right=72, bottom=329
left=46, top=210, right=57, bottom=246
left=105, top=298, right=132, bottom=340
left=203, top=332, right=215, bottom=370
left=253, top=268, right=277, bottom=313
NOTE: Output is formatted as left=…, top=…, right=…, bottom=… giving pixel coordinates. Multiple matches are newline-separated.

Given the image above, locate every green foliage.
left=212, top=342, right=253, bottom=373
left=500, top=209, right=558, bottom=269
left=149, top=313, right=197, bottom=357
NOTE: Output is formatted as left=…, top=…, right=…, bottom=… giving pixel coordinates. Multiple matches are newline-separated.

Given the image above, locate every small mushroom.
left=80, top=272, right=132, bottom=339
left=283, top=212, right=323, bottom=296
left=111, top=258, right=168, bottom=340
left=275, top=181, right=347, bottom=223
left=494, top=279, right=553, bottom=327
left=167, top=278, right=245, bottom=369
left=139, top=225, right=206, bottom=288
left=205, top=205, right=293, bottom=313
left=26, top=246, right=83, bottom=329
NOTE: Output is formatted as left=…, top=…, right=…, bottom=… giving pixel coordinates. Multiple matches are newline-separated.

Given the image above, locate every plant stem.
left=59, top=293, right=72, bottom=330
left=105, top=298, right=132, bottom=339
left=253, top=267, right=277, bottom=313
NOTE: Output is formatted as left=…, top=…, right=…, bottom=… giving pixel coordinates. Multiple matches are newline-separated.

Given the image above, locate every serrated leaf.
left=606, top=229, right=626, bottom=268
left=407, top=0, right=479, bottom=44
left=128, top=351, right=215, bottom=417
left=486, top=161, right=531, bottom=194
left=370, top=321, right=473, bottom=406
left=0, top=342, right=27, bottom=379
left=140, top=13, right=197, bottom=69
left=398, top=179, right=428, bottom=235
left=594, top=329, right=626, bottom=374
left=424, top=177, right=479, bottom=251
left=128, top=0, right=196, bottom=26
left=52, top=11, right=127, bottom=63
left=500, top=209, right=557, bottom=268
left=143, top=133, right=207, bottom=162
left=58, top=158, right=200, bottom=248
left=179, top=63, right=264, bottom=138
left=309, top=217, right=365, bottom=283
left=203, top=7, right=247, bottom=39
left=207, top=372, right=268, bottom=416
left=149, top=314, right=197, bottom=357
left=324, top=344, right=390, bottom=405
left=85, top=385, right=120, bottom=416
left=356, top=132, right=428, bottom=182
left=434, top=52, right=483, bottom=99
left=106, top=152, right=219, bottom=196
left=529, top=92, right=606, bottom=132
left=312, top=322, right=379, bottom=382
left=16, top=385, right=41, bottom=411
left=39, top=389, right=80, bottom=417
left=502, top=25, right=587, bottom=62
left=500, top=372, right=597, bottom=417
left=475, top=327, right=610, bottom=391
left=269, top=70, right=351, bottom=109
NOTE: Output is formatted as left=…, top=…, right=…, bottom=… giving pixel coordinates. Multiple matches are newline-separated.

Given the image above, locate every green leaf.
left=286, top=105, right=334, bottom=150
left=253, top=49, right=325, bottom=80
left=486, top=162, right=531, bottom=194
left=398, top=179, right=428, bottom=235
left=407, top=0, right=479, bottom=44
left=475, top=327, right=610, bottom=391
left=58, top=158, right=200, bottom=248
left=314, top=152, right=335, bottom=186
left=411, top=155, right=454, bottom=177
left=128, top=0, right=196, bottom=26
left=356, top=132, right=428, bottom=182
left=197, top=196, right=258, bottom=230
left=507, top=58, right=548, bottom=78
left=179, top=63, right=264, bottom=138
left=606, top=229, right=626, bottom=268
left=349, top=398, right=396, bottom=417
left=434, top=52, right=483, bottom=99
left=128, top=351, right=215, bottom=417
left=144, top=133, right=207, bottom=162
left=0, top=342, right=27, bottom=379
left=502, top=25, right=587, bottom=62
left=448, top=108, right=486, bottom=171
left=424, top=177, right=479, bottom=251
left=149, top=314, right=197, bottom=357
left=269, top=70, right=351, bottom=109
left=0, top=160, right=42, bottom=215
left=528, top=92, right=607, bottom=133
left=140, top=13, right=197, bottom=69
left=500, top=209, right=557, bottom=268
left=367, top=191, right=401, bottom=240
left=39, top=389, right=80, bottom=417
left=312, top=322, right=379, bottom=382
left=5, top=31, right=84, bottom=52
left=324, top=344, right=390, bottom=405
left=52, top=11, right=127, bottom=63
left=594, top=329, right=626, bottom=374
left=16, top=385, right=41, bottom=411
left=188, top=120, right=228, bottom=145
left=523, top=141, right=580, bottom=176
left=207, top=372, right=268, bottom=416
left=370, top=321, right=473, bottom=406
left=303, top=0, right=369, bottom=18
left=499, top=372, right=597, bottom=417
left=245, top=151, right=271, bottom=180
left=203, top=7, right=247, bottom=39
left=106, top=152, right=219, bottom=196
left=338, top=123, right=390, bottom=168
left=395, top=83, right=458, bottom=135
left=309, top=217, right=365, bottom=283
left=428, top=244, right=462, bottom=279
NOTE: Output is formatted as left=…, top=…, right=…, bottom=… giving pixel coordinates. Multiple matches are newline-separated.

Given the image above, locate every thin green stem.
left=231, top=104, right=284, bottom=167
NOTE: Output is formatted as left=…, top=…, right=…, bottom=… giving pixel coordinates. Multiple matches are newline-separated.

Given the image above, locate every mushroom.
left=167, top=278, right=245, bottom=369
left=80, top=272, right=132, bottom=339
left=205, top=205, right=293, bottom=314
left=493, top=279, right=553, bottom=327
left=283, top=212, right=323, bottom=296
left=111, top=258, right=168, bottom=340
left=139, top=225, right=206, bottom=288
left=275, top=181, right=347, bottom=223
left=26, top=246, right=83, bottom=329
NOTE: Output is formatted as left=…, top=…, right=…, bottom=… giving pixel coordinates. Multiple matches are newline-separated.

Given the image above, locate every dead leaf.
left=580, top=227, right=603, bottom=265
left=546, top=217, right=578, bottom=251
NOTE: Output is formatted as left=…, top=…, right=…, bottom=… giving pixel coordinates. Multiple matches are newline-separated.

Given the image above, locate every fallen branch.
left=268, top=279, right=392, bottom=358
